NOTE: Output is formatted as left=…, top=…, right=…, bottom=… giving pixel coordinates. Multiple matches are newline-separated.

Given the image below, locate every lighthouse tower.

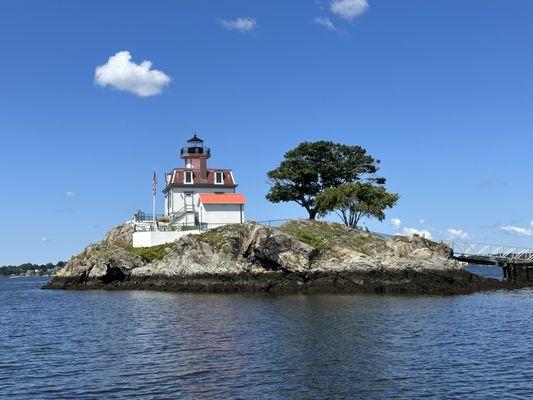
left=181, top=134, right=210, bottom=175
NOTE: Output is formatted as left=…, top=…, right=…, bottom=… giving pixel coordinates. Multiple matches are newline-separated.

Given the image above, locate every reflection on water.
left=1, top=277, right=532, bottom=399
left=466, top=265, right=503, bottom=280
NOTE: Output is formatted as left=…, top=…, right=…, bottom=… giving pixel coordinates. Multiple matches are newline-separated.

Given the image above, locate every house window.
left=184, top=171, right=193, bottom=184
left=215, top=171, right=224, bottom=185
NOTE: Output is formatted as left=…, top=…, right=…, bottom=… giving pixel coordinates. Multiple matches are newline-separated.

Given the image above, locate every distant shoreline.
left=0, top=262, right=64, bottom=278
left=0, top=274, right=54, bottom=279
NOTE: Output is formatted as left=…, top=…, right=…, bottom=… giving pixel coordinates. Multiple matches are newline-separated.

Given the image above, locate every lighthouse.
left=163, top=134, right=245, bottom=227
left=132, top=134, right=246, bottom=248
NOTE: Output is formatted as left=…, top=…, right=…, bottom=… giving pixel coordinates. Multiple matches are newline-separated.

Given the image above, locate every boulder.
left=103, top=223, right=134, bottom=245
left=240, top=223, right=318, bottom=272
left=48, top=224, right=145, bottom=288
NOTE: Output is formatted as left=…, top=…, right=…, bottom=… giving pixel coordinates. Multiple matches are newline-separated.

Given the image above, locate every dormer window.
left=215, top=171, right=224, bottom=185
left=184, top=171, right=194, bottom=184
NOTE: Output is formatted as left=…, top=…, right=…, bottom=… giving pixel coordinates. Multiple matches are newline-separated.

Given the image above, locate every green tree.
left=266, top=141, right=384, bottom=219
left=316, top=182, right=399, bottom=228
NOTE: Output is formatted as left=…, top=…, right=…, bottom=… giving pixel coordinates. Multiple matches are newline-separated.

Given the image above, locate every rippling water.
left=2, top=276, right=533, bottom=399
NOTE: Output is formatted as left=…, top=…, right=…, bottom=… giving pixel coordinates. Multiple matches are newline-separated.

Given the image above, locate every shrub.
left=116, top=242, right=174, bottom=263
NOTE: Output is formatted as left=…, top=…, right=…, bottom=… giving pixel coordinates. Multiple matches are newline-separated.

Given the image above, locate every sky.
left=1, top=0, right=533, bottom=264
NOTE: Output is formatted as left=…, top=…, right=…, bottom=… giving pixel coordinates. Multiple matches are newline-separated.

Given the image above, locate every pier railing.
left=446, top=241, right=533, bottom=263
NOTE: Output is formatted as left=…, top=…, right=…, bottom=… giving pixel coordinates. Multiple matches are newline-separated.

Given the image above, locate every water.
left=466, top=265, right=504, bottom=280
left=2, top=277, right=533, bottom=399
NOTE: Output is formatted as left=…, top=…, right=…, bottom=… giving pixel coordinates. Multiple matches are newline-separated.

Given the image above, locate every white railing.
left=446, top=241, right=533, bottom=262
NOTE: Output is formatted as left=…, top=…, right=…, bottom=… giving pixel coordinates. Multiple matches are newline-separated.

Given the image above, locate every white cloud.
left=530, top=221, right=533, bottom=227
left=419, top=219, right=426, bottom=224
left=446, top=228, right=469, bottom=240
left=330, top=0, right=369, bottom=20
left=218, top=17, right=257, bottom=32
left=500, top=225, right=533, bottom=237
left=65, top=191, right=76, bottom=198
left=41, top=237, right=49, bottom=243
left=314, top=16, right=336, bottom=30
left=391, top=218, right=401, bottom=229
left=94, top=51, right=171, bottom=97
left=403, top=228, right=432, bottom=240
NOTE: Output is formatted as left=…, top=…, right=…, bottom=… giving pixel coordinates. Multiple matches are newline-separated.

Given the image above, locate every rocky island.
left=42, top=138, right=506, bottom=295
left=44, top=220, right=501, bottom=295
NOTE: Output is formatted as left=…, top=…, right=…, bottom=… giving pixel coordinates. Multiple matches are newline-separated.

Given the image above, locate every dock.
left=447, top=241, right=533, bottom=282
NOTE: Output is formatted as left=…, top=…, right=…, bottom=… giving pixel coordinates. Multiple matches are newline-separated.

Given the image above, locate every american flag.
left=153, top=170, right=158, bottom=196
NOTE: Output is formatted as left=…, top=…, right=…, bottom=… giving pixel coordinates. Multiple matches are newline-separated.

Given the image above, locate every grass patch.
left=293, top=230, right=328, bottom=250
left=280, top=223, right=340, bottom=251
left=197, top=230, right=219, bottom=245
left=280, top=220, right=387, bottom=255
left=196, top=229, right=237, bottom=253
left=116, top=242, right=174, bottom=263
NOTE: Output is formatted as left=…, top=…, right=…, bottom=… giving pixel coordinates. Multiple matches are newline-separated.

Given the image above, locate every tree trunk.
left=308, top=209, right=318, bottom=220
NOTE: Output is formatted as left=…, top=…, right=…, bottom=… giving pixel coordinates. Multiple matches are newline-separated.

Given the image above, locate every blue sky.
left=1, top=0, right=533, bottom=264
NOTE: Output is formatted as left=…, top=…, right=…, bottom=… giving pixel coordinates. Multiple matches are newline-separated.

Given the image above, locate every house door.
left=184, top=193, right=194, bottom=210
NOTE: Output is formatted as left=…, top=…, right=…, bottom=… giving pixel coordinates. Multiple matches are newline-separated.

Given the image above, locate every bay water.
left=1, top=273, right=532, bottom=399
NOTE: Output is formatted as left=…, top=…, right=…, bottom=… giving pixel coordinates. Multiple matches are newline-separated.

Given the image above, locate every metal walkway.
left=446, top=241, right=533, bottom=266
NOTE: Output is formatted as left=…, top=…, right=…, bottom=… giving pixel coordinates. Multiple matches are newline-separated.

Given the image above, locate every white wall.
left=166, top=186, right=235, bottom=216
left=198, top=203, right=244, bottom=228
left=133, top=230, right=201, bottom=248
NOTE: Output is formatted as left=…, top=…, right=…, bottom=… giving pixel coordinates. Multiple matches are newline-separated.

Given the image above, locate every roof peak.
left=187, top=133, right=204, bottom=143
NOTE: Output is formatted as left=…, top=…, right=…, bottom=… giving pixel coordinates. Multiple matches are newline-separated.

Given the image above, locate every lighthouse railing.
left=180, top=146, right=211, bottom=156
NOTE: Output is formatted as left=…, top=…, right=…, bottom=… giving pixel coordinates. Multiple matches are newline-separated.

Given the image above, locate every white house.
left=197, top=193, right=245, bottom=229
left=133, top=134, right=247, bottom=247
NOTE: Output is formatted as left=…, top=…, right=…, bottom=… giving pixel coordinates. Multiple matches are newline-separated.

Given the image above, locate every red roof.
left=165, top=168, right=237, bottom=189
left=199, top=193, right=246, bottom=205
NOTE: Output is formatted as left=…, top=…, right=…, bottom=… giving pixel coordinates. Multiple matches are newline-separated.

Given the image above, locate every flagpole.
left=152, top=192, right=156, bottom=225
left=152, top=168, right=157, bottom=229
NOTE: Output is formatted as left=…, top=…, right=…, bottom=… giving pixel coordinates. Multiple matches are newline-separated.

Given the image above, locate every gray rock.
left=103, top=223, right=134, bottom=245
left=53, top=223, right=144, bottom=287
left=44, top=220, right=500, bottom=294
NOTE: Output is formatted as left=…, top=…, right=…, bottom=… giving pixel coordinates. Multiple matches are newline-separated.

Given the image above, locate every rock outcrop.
left=44, top=220, right=501, bottom=295
left=51, top=223, right=146, bottom=287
